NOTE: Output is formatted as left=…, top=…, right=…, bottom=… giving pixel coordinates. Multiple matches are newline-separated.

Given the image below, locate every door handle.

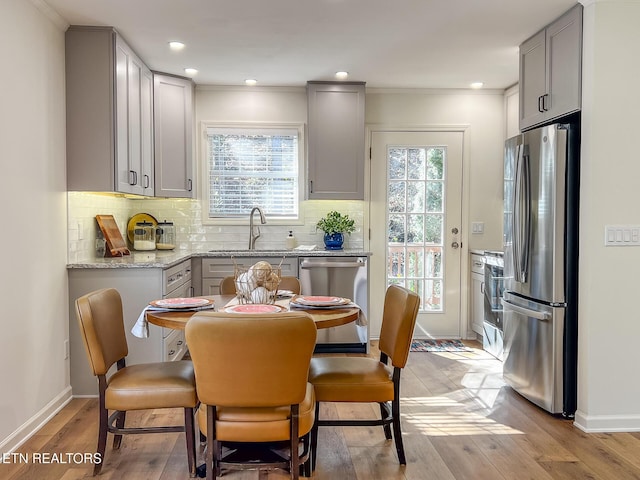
left=501, top=298, right=551, bottom=321
left=451, top=241, right=459, bottom=249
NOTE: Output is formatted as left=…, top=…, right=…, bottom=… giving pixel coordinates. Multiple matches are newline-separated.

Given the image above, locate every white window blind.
left=206, top=126, right=300, bottom=218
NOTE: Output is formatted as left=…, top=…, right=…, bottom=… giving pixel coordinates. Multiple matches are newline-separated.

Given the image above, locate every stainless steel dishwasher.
left=298, top=256, right=368, bottom=353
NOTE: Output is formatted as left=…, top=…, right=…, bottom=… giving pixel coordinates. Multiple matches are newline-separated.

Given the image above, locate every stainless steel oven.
left=483, top=250, right=504, bottom=360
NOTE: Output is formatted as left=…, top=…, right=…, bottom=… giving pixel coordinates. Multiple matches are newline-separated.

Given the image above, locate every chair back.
left=378, top=285, right=420, bottom=369
left=278, top=276, right=302, bottom=294
left=220, top=275, right=301, bottom=295
left=219, top=276, right=236, bottom=294
left=75, top=288, right=128, bottom=376
left=186, top=312, right=316, bottom=407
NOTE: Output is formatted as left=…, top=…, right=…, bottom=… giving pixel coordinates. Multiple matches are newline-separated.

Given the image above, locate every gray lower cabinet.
left=68, top=259, right=192, bottom=396
left=66, top=26, right=154, bottom=195
left=201, top=257, right=299, bottom=296
left=153, top=73, right=195, bottom=198
left=519, top=5, right=582, bottom=131
left=470, top=253, right=485, bottom=336
left=306, top=81, right=365, bottom=200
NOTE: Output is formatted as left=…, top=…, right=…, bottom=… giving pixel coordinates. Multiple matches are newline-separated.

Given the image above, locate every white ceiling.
left=43, top=0, right=578, bottom=89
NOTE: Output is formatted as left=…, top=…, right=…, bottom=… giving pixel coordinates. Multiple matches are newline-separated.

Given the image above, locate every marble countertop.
left=67, top=248, right=372, bottom=269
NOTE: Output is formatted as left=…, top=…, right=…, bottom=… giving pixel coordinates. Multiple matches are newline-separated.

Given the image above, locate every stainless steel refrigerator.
left=502, top=120, right=579, bottom=417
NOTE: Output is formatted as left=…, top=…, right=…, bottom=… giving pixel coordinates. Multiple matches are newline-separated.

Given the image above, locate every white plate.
left=291, top=295, right=350, bottom=306
left=224, top=304, right=287, bottom=314
left=276, top=290, right=295, bottom=298
left=149, top=298, right=213, bottom=309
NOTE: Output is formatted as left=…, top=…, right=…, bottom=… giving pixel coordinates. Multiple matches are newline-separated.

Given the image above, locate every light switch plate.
left=604, top=225, right=640, bottom=246
left=471, top=222, right=484, bottom=234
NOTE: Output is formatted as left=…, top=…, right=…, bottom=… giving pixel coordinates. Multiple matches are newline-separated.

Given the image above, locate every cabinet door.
left=307, top=82, right=365, bottom=200
left=115, top=36, right=154, bottom=195
left=471, top=272, right=484, bottom=335
left=519, top=30, right=547, bottom=131
left=154, top=74, right=194, bottom=198
left=141, top=67, right=155, bottom=196
left=115, top=36, right=136, bottom=193
left=545, top=6, right=582, bottom=122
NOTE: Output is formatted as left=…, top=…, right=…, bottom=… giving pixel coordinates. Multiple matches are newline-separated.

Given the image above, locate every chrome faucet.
left=248, top=206, right=267, bottom=250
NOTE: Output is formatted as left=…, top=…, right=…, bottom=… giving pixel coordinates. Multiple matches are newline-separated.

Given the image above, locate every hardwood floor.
left=3, top=340, right=640, bottom=479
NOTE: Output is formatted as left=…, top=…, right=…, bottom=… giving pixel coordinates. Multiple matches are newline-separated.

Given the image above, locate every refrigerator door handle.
left=513, top=143, right=531, bottom=283
left=501, top=298, right=551, bottom=321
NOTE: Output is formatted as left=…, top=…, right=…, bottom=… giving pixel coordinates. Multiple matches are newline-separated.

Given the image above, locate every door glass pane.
left=387, top=146, right=446, bottom=312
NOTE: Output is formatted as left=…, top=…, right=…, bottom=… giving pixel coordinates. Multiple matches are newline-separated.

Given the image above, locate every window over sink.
left=203, top=123, right=303, bottom=223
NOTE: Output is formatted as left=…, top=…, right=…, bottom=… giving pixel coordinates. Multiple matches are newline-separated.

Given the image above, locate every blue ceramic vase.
left=323, top=232, right=344, bottom=250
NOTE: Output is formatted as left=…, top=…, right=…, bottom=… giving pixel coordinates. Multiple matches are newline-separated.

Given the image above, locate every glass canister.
left=133, top=221, right=156, bottom=251
left=156, top=220, right=176, bottom=250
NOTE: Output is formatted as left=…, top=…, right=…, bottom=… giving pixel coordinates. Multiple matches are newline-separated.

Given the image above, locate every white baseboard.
left=574, top=409, right=640, bottom=432
left=0, top=387, right=73, bottom=453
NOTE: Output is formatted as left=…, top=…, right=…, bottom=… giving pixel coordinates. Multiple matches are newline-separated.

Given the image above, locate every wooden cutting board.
left=95, top=215, right=130, bottom=257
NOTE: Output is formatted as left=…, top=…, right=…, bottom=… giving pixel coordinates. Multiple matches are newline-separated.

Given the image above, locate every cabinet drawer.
left=163, top=329, right=186, bottom=362
left=470, top=254, right=485, bottom=275
left=163, top=259, right=192, bottom=295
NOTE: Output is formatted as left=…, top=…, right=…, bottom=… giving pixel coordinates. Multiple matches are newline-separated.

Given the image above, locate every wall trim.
left=0, top=387, right=73, bottom=453
left=30, top=0, right=68, bottom=30
left=574, top=410, right=640, bottom=432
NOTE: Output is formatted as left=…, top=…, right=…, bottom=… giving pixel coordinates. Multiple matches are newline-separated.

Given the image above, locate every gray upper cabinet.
left=153, top=73, right=194, bottom=198
left=66, top=26, right=154, bottom=195
left=307, top=82, right=365, bottom=200
left=519, top=5, right=582, bottom=131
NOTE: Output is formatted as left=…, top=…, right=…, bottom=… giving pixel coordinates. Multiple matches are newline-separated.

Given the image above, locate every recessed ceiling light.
left=169, top=41, right=185, bottom=51
left=470, top=82, right=484, bottom=89
left=184, top=68, right=198, bottom=76
left=245, top=79, right=257, bottom=86
left=335, top=71, right=349, bottom=80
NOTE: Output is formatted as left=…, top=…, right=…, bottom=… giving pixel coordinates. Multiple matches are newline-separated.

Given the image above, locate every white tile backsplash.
left=67, top=193, right=365, bottom=261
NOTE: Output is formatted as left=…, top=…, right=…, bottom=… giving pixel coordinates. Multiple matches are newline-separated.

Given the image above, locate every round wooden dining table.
left=145, top=294, right=360, bottom=330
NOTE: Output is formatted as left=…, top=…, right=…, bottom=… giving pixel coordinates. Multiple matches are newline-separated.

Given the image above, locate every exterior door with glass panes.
left=370, top=131, right=463, bottom=338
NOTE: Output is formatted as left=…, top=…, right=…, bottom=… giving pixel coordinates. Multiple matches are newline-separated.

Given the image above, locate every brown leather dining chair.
left=185, top=312, right=317, bottom=480
left=219, top=275, right=301, bottom=295
left=75, top=288, right=198, bottom=476
left=308, top=284, right=420, bottom=468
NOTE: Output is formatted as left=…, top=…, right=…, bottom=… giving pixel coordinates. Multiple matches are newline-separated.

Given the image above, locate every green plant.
left=316, top=211, right=356, bottom=235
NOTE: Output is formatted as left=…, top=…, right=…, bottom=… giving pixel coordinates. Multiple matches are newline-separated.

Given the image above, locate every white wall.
left=0, top=0, right=70, bottom=452
left=575, top=0, right=640, bottom=432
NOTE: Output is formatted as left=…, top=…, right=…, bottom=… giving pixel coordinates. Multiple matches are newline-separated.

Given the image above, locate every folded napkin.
left=131, top=304, right=216, bottom=339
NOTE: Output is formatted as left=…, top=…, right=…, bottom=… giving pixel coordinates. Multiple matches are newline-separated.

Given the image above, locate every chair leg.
left=184, top=408, right=196, bottom=477
left=94, top=403, right=109, bottom=475
left=310, top=402, right=320, bottom=472
left=290, top=404, right=300, bottom=480
left=379, top=402, right=392, bottom=439
left=113, top=411, right=126, bottom=449
left=206, top=406, right=215, bottom=480
left=391, top=397, right=406, bottom=465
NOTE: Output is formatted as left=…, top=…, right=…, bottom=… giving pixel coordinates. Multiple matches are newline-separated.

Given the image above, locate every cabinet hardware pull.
left=309, top=180, right=313, bottom=193
left=168, top=349, right=175, bottom=356
left=177, top=340, right=183, bottom=346
left=187, top=179, right=192, bottom=191
left=542, top=93, right=549, bottom=111
left=537, top=95, right=544, bottom=113
left=481, top=282, right=484, bottom=294
left=144, top=174, right=150, bottom=188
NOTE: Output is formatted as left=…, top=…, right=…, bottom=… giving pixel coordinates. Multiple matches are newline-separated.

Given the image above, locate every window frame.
left=200, top=121, right=306, bottom=226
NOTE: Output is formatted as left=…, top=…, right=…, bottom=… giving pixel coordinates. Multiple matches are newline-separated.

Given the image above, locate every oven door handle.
left=300, top=260, right=365, bottom=269
left=501, top=298, right=551, bottom=321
